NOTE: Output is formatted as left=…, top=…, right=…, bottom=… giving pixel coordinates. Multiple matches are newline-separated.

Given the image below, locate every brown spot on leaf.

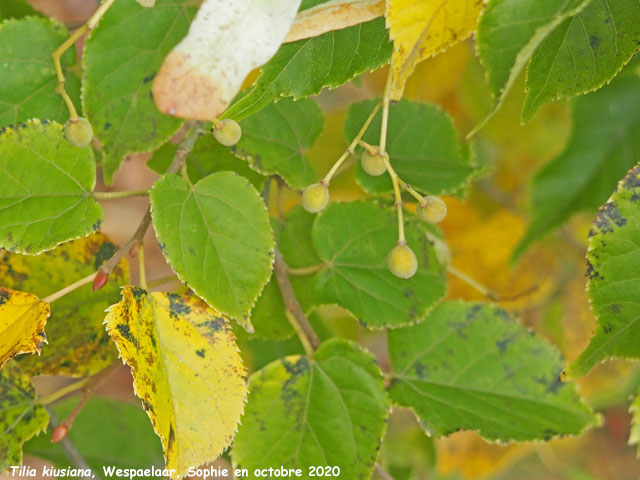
left=153, top=50, right=228, bottom=120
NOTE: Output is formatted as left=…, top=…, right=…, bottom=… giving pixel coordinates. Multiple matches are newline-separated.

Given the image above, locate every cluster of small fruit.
left=301, top=146, right=447, bottom=280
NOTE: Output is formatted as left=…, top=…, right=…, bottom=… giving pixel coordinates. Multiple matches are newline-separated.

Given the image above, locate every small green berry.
left=302, top=182, right=329, bottom=213
left=418, top=196, right=447, bottom=224
left=64, top=117, right=93, bottom=148
left=360, top=149, right=387, bottom=176
left=213, top=118, right=242, bottom=146
left=387, top=243, right=418, bottom=279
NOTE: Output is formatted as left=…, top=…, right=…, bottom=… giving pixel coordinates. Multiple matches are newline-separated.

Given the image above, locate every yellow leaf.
left=437, top=431, right=529, bottom=479
left=386, top=0, right=484, bottom=100
left=0, top=287, right=49, bottom=368
left=441, top=199, right=557, bottom=309
left=104, top=286, right=247, bottom=478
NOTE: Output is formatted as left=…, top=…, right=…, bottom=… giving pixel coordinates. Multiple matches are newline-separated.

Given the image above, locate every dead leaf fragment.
left=153, top=0, right=301, bottom=120
left=285, top=0, right=385, bottom=43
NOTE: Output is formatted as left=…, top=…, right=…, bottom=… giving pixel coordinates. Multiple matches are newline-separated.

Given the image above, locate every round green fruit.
left=360, top=150, right=387, bottom=176
left=418, top=196, right=447, bottom=224
left=387, top=243, right=418, bottom=279
left=301, top=183, right=329, bottom=213
left=213, top=119, right=242, bottom=146
left=64, top=117, right=94, bottom=148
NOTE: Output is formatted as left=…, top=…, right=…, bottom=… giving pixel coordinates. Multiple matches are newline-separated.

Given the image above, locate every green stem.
left=397, top=178, right=425, bottom=204
left=287, top=264, right=325, bottom=276
left=323, top=101, right=382, bottom=184
left=35, top=379, right=89, bottom=407
left=100, top=123, right=204, bottom=276
left=379, top=70, right=405, bottom=243
left=138, top=243, right=148, bottom=290
left=146, top=274, right=180, bottom=289
left=41, top=273, right=96, bottom=304
left=52, top=0, right=116, bottom=119
left=93, top=189, right=149, bottom=200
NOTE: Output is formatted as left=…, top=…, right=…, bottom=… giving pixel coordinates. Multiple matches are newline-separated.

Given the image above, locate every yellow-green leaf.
left=104, top=286, right=247, bottom=478
left=1, top=233, right=129, bottom=377
left=0, top=361, right=49, bottom=472
left=386, top=0, right=484, bottom=100
left=0, top=287, right=49, bottom=368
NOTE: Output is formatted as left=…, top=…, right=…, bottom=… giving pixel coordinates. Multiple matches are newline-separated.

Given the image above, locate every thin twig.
left=57, top=362, right=120, bottom=434
left=375, top=463, right=394, bottom=480
left=100, top=124, right=203, bottom=276
left=447, top=265, right=538, bottom=303
left=45, top=408, right=98, bottom=480
left=273, top=252, right=320, bottom=355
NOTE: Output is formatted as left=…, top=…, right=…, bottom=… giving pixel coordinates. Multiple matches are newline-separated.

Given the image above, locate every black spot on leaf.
left=0, top=290, right=10, bottom=305
left=116, top=323, right=134, bottom=342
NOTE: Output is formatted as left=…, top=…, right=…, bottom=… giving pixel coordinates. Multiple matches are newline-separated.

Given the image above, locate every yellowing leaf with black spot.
left=0, top=361, right=49, bottom=472
left=104, top=286, right=247, bottom=478
left=1, top=233, right=129, bottom=377
left=0, top=287, right=49, bottom=368
left=386, top=0, right=484, bottom=100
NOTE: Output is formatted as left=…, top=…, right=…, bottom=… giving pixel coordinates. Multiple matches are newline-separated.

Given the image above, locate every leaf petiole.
left=323, top=101, right=381, bottom=184
left=41, top=273, right=96, bottom=304
left=52, top=0, right=117, bottom=119
left=92, top=189, right=150, bottom=200
left=286, top=263, right=325, bottom=276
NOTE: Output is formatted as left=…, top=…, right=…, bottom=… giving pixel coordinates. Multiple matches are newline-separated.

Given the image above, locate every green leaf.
left=232, top=339, right=389, bottom=479
left=1, top=233, right=129, bottom=377
left=231, top=98, right=323, bottom=190
left=146, top=137, right=266, bottom=190
left=299, top=0, right=327, bottom=10
left=224, top=18, right=392, bottom=121
left=0, top=0, right=39, bottom=19
left=0, top=17, right=80, bottom=127
left=0, top=120, right=102, bottom=254
left=311, top=201, right=445, bottom=328
left=164, top=99, right=323, bottom=190
left=567, top=164, right=640, bottom=377
left=474, top=0, right=592, bottom=132
left=82, top=0, right=197, bottom=184
left=150, top=172, right=274, bottom=328
left=514, top=70, right=640, bottom=259
left=252, top=206, right=321, bottom=339
left=345, top=99, right=476, bottom=196
left=24, top=397, right=163, bottom=473
left=523, top=0, right=640, bottom=122
left=388, top=301, right=598, bottom=441
left=0, top=361, right=49, bottom=472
